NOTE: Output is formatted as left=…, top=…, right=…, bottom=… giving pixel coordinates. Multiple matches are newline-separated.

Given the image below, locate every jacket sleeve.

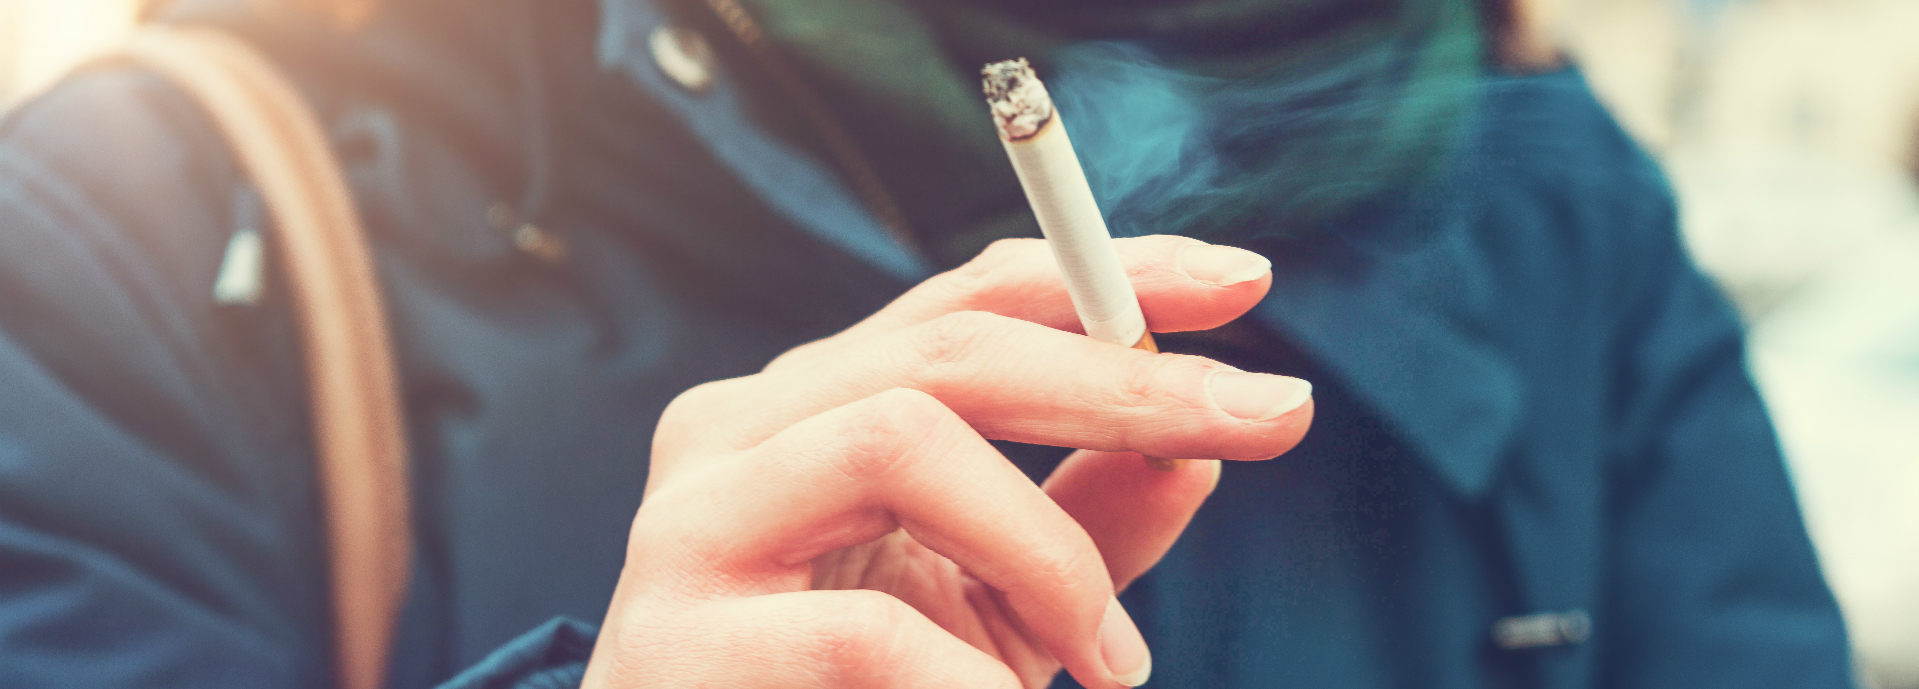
left=1599, top=221, right=1855, bottom=687
left=0, top=65, right=344, bottom=686
left=0, top=65, right=602, bottom=688
left=433, top=618, right=595, bottom=689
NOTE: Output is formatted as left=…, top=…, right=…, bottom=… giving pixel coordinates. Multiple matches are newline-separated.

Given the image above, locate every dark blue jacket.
left=0, top=0, right=1850, bottom=687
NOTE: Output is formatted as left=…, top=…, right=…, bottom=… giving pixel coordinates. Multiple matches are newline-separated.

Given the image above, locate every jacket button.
left=1492, top=610, right=1591, bottom=650
left=511, top=223, right=568, bottom=264
left=488, top=202, right=569, bottom=264
left=649, top=25, right=715, bottom=93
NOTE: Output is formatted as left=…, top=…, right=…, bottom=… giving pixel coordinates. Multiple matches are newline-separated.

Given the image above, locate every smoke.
left=1047, top=44, right=1225, bottom=238
left=1044, top=6, right=1481, bottom=241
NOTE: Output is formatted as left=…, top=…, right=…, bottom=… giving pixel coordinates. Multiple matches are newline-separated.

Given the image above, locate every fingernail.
left=1177, top=244, right=1271, bottom=287
left=1208, top=372, right=1312, bottom=421
left=1100, top=597, right=1152, bottom=687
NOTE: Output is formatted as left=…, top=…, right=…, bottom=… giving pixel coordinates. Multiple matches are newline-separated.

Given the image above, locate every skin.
left=579, top=235, right=1314, bottom=688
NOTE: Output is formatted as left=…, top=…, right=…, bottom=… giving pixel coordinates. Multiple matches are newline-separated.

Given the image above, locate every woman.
left=0, top=0, right=1851, bottom=687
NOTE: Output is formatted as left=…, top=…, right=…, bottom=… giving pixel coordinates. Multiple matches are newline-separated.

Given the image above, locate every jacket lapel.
left=1250, top=144, right=1524, bottom=499
left=597, top=0, right=933, bottom=284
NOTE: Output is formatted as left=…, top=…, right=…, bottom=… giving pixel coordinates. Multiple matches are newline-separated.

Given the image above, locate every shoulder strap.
left=122, top=26, right=411, bottom=689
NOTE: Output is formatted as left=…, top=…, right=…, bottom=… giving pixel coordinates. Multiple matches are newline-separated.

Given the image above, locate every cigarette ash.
left=981, top=58, right=1054, bottom=141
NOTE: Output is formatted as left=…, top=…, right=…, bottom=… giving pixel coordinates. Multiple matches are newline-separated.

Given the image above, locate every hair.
left=1478, top=0, right=1562, bottom=72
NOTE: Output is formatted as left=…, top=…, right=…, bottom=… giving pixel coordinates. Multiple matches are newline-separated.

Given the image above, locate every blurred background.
left=0, top=1, right=135, bottom=105
left=1, top=0, right=1913, bottom=685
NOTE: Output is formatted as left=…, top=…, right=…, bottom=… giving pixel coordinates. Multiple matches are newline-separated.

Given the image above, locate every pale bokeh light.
left=1550, top=1, right=1919, bottom=687
left=0, top=0, right=140, bottom=106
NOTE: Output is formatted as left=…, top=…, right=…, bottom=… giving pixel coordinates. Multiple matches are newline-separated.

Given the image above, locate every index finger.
left=774, top=235, right=1272, bottom=369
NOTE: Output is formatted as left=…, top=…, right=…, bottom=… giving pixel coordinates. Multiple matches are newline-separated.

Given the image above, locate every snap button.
left=488, top=202, right=569, bottom=264
left=510, top=223, right=568, bottom=264
left=649, top=25, right=716, bottom=93
left=1492, top=610, right=1591, bottom=650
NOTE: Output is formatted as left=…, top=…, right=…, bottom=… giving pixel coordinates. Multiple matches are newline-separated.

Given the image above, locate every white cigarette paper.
left=983, top=59, right=1149, bottom=349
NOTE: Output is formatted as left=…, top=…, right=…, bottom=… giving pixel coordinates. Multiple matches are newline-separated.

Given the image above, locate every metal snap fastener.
left=488, top=202, right=569, bottom=264
left=511, top=222, right=568, bottom=264
left=649, top=25, right=716, bottom=93
left=1492, top=610, right=1591, bottom=650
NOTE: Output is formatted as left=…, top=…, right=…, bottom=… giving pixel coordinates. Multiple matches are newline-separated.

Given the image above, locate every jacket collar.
left=596, top=0, right=934, bottom=283
left=1249, top=119, right=1523, bottom=498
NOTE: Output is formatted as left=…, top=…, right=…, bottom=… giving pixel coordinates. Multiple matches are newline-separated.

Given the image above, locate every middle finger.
left=655, top=311, right=1312, bottom=468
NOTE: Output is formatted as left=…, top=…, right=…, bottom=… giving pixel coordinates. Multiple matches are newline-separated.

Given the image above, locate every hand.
left=580, top=236, right=1313, bottom=688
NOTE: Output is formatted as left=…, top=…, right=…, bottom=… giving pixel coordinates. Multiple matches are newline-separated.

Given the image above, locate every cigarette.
left=983, top=58, right=1157, bottom=354
left=985, top=59, right=1184, bottom=472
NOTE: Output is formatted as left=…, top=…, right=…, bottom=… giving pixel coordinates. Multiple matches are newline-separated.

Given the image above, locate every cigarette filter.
left=986, top=59, right=1185, bottom=472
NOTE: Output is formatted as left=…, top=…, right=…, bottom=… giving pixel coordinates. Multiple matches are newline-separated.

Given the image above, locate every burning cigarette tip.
left=982, top=58, right=1054, bottom=141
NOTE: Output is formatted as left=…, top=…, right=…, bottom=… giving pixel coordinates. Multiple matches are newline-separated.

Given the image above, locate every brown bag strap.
left=122, top=26, right=411, bottom=689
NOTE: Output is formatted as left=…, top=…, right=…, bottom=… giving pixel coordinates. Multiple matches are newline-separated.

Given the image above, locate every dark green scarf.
left=737, top=0, right=1483, bottom=266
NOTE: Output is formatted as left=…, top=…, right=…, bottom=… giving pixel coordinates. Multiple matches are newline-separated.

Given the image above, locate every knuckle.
left=1113, top=352, right=1200, bottom=410
left=828, top=389, right=950, bottom=478
left=656, top=376, right=778, bottom=458
left=908, top=310, right=1015, bottom=374
left=655, top=378, right=744, bottom=451
left=800, top=591, right=915, bottom=668
left=868, top=386, right=949, bottom=421
left=661, top=379, right=734, bottom=421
